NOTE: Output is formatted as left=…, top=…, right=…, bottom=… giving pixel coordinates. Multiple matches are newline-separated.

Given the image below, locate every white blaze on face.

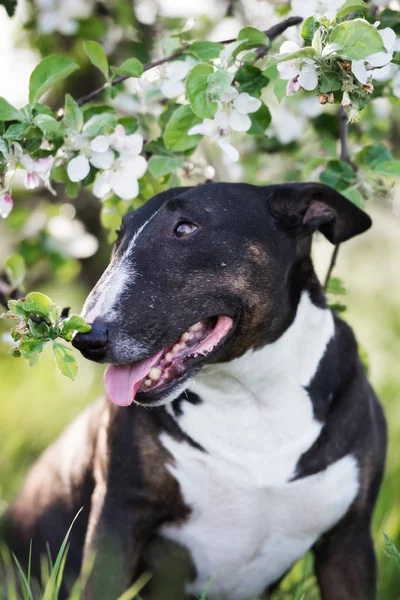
left=81, top=216, right=156, bottom=324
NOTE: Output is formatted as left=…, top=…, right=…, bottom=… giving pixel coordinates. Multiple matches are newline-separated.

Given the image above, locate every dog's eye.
left=174, top=222, right=198, bottom=238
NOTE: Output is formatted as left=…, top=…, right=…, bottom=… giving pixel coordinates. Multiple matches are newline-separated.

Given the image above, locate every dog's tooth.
left=165, top=352, right=173, bottom=362
left=190, top=322, right=202, bottom=332
left=144, top=379, right=152, bottom=387
left=181, top=332, right=193, bottom=342
left=173, top=343, right=185, bottom=354
left=149, top=367, right=161, bottom=381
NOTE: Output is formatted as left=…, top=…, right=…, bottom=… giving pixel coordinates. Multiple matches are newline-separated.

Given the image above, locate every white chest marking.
left=159, top=293, right=359, bottom=599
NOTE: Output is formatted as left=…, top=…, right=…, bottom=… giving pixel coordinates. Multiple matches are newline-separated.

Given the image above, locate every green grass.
left=1, top=205, right=400, bottom=598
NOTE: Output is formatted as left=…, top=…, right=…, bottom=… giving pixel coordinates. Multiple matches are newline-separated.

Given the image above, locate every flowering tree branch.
left=70, top=16, right=303, bottom=112
left=324, top=106, right=358, bottom=290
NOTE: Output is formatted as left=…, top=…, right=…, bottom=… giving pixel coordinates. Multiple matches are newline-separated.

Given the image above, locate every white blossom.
left=92, top=129, right=147, bottom=201
left=160, top=61, right=191, bottom=99
left=291, top=0, right=345, bottom=21
left=352, top=27, right=396, bottom=85
left=277, top=41, right=318, bottom=96
left=20, top=155, right=53, bottom=190
left=67, top=135, right=115, bottom=182
left=36, top=0, right=93, bottom=36
left=0, top=192, right=13, bottom=218
left=188, top=87, right=261, bottom=161
left=268, top=103, right=306, bottom=145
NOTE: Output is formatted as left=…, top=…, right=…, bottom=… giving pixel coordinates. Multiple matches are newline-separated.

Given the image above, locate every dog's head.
left=73, top=182, right=371, bottom=407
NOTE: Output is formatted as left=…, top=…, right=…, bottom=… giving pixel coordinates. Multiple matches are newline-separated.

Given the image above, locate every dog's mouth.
left=103, top=315, right=233, bottom=407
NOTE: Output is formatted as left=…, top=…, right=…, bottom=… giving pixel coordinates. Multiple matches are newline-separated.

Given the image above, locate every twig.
left=70, top=16, right=302, bottom=111
left=324, top=106, right=357, bottom=290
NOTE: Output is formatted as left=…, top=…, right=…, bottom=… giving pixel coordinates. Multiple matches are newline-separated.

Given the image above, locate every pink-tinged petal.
left=34, top=157, right=52, bottom=174
left=115, top=124, right=126, bottom=137
left=0, top=194, right=13, bottom=218
left=217, top=140, right=239, bottom=162
left=93, top=171, right=113, bottom=199
left=20, top=154, right=35, bottom=173
left=351, top=60, right=369, bottom=84
left=286, top=78, right=300, bottom=96
left=67, top=155, right=90, bottom=182
left=90, top=148, right=115, bottom=170
left=90, top=135, right=110, bottom=153
left=233, top=93, right=262, bottom=115
left=25, top=172, right=40, bottom=189
left=229, top=110, right=251, bottom=132
left=298, top=64, right=318, bottom=91
left=161, top=79, right=185, bottom=98
left=112, top=172, right=139, bottom=201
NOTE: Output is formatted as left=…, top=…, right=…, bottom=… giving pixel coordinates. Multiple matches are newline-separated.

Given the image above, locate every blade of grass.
left=116, top=572, right=152, bottom=600
left=42, top=508, right=83, bottom=600
left=12, top=552, right=34, bottom=600
left=27, top=540, right=32, bottom=588
left=0, top=546, right=18, bottom=600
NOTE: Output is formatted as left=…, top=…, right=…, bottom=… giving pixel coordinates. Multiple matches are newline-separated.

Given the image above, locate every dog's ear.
left=266, top=182, right=372, bottom=244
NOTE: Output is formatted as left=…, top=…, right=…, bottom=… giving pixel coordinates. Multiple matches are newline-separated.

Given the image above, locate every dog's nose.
left=72, top=321, right=108, bottom=362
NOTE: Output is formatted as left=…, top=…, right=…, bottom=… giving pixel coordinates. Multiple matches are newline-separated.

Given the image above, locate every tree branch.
left=324, top=106, right=357, bottom=290
left=70, top=16, right=302, bottom=111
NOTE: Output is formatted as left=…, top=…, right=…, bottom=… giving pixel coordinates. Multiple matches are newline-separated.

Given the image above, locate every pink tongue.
left=104, top=351, right=163, bottom=406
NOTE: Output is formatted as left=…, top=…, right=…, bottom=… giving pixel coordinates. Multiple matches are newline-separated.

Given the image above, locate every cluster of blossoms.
left=0, top=143, right=53, bottom=218
left=188, top=87, right=262, bottom=162
left=66, top=125, right=147, bottom=201
left=277, top=18, right=399, bottom=123
left=34, top=0, right=93, bottom=36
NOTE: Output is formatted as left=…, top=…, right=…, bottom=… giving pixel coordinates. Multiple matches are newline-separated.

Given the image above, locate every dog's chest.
left=159, top=380, right=359, bottom=600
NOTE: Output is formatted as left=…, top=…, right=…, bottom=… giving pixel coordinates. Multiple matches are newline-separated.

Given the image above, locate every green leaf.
left=64, top=94, right=83, bottom=132
left=319, top=71, right=342, bottom=93
left=3, top=122, right=27, bottom=139
left=0, top=0, right=17, bottom=17
left=5, top=254, right=25, bottom=288
left=53, top=342, right=78, bottom=380
left=61, top=314, right=91, bottom=335
left=148, top=155, right=184, bottom=177
left=277, top=47, right=317, bottom=63
left=29, top=56, right=80, bottom=104
left=336, top=0, right=367, bottom=19
left=342, top=187, right=362, bottom=207
left=34, top=114, right=62, bottom=138
left=235, top=27, right=269, bottom=55
left=392, top=51, right=400, bottom=66
left=118, top=116, right=138, bottom=134
left=327, top=277, right=346, bottom=295
left=357, top=144, right=392, bottom=169
left=28, top=318, right=50, bottom=338
left=248, top=103, right=271, bottom=135
left=164, top=105, right=201, bottom=152
left=114, top=57, right=143, bottom=78
left=20, top=339, right=45, bottom=367
left=320, top=159, right=356, bottom=191
left=22, top=292, right=53, bottom=317
left=6, top=299, right=27, bottom=318
left=301, top=17, right=317, bottom=44
left=207, top=69, right=234, bottom=102
left=0, top=97, right=26, bottom=122
left=186, top=64, right=217, bottom=119
left=235, top=65, right=269, bottom=98
left=83, top=41, right=109, bottom=79
left=187, top=41, right=224, bottom=61
left=329, top=20, right=385, bottom=61
left=373, top=160, right=400, bottom=177
left=83, top=112, right=117, bottom=136
left=384, top=533, right=400, bottom=568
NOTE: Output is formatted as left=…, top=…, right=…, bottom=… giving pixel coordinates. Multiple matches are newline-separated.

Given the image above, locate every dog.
left=1, top=182, right=387, bottom=600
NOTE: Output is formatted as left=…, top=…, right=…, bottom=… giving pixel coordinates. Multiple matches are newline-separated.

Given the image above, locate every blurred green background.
left=0, top=0, right=400, bottom=598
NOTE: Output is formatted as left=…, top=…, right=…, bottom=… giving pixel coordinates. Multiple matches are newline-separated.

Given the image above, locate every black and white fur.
left=1, top=183, right=386, bottom=600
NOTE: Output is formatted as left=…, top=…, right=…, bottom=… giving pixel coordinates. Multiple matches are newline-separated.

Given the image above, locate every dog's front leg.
left=82, top=481, right=150, bottom=600
left=313, top=519, right=376, bottom=600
